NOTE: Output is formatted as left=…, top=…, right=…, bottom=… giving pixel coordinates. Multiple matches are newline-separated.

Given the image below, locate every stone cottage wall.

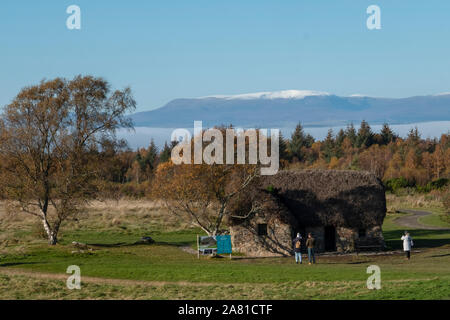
left=336, top=227, right=358, bottom=252
left=230, top=213, right=293, bottom=257
left=360, top=226, right=385, bottom=248
left=336, top=226, right=385, bottom=252
left=232, top=223, right=385, bottom=256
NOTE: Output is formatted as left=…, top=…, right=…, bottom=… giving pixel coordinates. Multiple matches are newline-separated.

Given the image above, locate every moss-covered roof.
left=228, top=169, right=386, bottom=228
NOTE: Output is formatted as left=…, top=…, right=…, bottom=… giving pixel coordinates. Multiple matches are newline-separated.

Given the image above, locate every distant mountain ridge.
left=131, top=90, right=450, bottom=128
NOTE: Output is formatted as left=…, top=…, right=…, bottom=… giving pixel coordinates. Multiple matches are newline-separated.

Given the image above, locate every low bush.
left=417, top=178, right=449, bottom=193
left=384, top=177, right=412, bottom=193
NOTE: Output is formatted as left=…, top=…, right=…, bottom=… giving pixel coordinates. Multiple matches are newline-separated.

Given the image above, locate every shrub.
left=429, top=178, right=449, bottom=190
left=384, top=177, right=412, bottom=193
left=417, top=178, right=449, bottom=193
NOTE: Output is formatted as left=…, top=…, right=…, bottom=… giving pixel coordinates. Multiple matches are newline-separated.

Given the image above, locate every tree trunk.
left=213, top=202, right=226, bottom=236
left=48, top=232, right=58, bottom=245
left=42, top=216, right=58, bottom=245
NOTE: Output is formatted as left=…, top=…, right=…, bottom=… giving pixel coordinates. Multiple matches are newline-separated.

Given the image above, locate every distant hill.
left=131, top=90, right=450, bottom=128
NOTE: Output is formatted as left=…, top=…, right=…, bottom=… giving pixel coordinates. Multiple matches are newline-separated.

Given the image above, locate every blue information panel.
left=216, top=235, right=232, bottom=254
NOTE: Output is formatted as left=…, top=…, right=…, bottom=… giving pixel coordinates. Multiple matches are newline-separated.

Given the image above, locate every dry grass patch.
left=386, top=193, right=445, bottom=213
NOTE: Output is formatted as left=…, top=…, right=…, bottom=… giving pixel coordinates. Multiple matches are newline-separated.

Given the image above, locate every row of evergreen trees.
left=284, top=121, right=400, bottom=163
left=104, top=121, right=448, bottom=196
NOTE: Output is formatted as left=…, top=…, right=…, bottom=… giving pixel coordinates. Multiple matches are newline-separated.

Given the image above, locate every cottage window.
left=257, top=224, right=268, bottom=236
left=359, top=229, right=367, bottom=238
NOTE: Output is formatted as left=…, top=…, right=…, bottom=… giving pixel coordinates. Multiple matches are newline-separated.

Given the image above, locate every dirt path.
left=0, top=268, right=224, bottom=287
left=181, top=246, right=197, bottom=255
left=395, top=209, right=448, bottom=230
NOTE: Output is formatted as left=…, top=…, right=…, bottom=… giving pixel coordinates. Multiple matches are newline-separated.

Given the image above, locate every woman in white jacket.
left=401, top=231, right=414, bottom=260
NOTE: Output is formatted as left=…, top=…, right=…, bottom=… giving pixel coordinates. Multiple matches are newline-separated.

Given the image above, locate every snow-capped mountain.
left=130, top=91, right=450, bottom=128
left=200, top=90, right=331, bottom=100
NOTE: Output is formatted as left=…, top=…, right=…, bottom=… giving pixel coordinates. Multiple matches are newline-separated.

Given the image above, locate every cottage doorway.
left=324, top=226, right=336, bottom=251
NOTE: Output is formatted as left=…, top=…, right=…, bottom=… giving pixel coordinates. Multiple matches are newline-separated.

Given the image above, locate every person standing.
left=292, top=233, right=303, bottom=264
left=306, top=233, right=316, bottom=264
left=401, top=231, right=414, bottom=260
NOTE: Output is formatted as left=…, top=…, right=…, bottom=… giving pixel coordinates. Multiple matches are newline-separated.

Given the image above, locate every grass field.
left=417, top=209, right=450, bottom=229
left=0, top=200, right=449, bottom=300
left=383, top=212, right=450, bottom=250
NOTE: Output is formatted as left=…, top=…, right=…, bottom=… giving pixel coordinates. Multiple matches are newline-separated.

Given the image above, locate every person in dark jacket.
left=306, top=233, right=316, bottom=264
left=292, top=233, right=303, bottom=264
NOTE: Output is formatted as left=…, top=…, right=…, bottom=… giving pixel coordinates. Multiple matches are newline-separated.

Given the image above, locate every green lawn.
left=383, top=213, right=449, bottom=250
left=418, top=209, right=450, bottom=229
left=0, top=272, right=448, bottom=300
left=1, top=204, right=449, bottom=300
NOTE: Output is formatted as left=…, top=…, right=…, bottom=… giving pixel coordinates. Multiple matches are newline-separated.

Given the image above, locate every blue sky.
left=1, top=0, right=450, bottom=112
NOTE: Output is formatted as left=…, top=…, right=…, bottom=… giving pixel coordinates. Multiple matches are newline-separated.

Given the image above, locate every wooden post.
left=197, top=235, right=200, bottom=259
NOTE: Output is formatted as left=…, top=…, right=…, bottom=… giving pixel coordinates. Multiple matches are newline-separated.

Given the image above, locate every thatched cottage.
left=228, top=170, right=386, bottom=256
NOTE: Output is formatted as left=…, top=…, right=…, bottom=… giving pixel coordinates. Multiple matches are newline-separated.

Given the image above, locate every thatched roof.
left=229, top=169, right=386, bottom=228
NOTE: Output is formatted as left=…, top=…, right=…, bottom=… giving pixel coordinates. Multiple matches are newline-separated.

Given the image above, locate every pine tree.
left=336, top=129, right=346, bottom=146
left=287, top=123, right=313, bottom=161
left=321, top=129, right=336, bottom=163
left=380, top=123, right=397, bottom=145
left=356, top=120, right=374, bottom=148
left=305, top=133, right=315, bottom=148
left=407, top=126, right=421, bottom=146
left=159, top=142, right=173, bottom=163
left=145, top=139, right=159, bottom=171
left=135, top=152, right=145, bottom=171
left=345, top=123, right=357, bottom=147
left=278, top=133, right=289, bottom=161
left=335, top=129, right=346, bottom=158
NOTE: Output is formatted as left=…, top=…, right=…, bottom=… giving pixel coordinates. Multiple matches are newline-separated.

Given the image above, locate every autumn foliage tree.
left=151, top=127, right=267, bottom=236
left=152, top=162, right=258, bottom=236
left=0, top=76, right=135, bottom=244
